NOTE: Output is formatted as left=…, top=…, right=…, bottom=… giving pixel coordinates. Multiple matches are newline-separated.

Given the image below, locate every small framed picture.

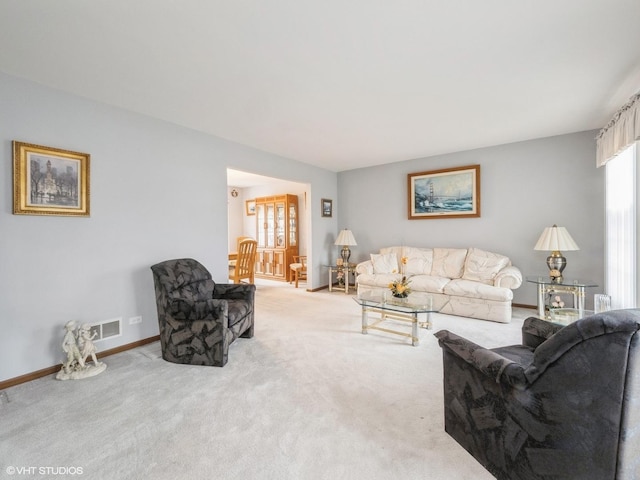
left=321, top=198, right=333, bottom=217
left=13, top=141, right=90, bottom=217
left=245, top=199, right=256, bottom=216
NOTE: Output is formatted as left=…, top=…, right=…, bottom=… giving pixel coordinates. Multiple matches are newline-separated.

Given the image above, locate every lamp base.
left=341, top=246, right=351, bottom=265
left=547, top=251, right=566, bottom=283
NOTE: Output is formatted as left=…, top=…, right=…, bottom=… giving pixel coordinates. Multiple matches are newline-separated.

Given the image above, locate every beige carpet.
left=0, top=280, right=531, bottom=479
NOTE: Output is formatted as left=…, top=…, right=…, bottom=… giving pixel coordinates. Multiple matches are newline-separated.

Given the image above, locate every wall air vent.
left=89, top=317, right=122, bottom=342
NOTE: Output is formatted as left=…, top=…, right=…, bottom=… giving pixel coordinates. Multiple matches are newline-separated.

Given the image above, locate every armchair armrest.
left=213, top=283, right=256, bottom=301
left=435, top=330, right=528, bottom=389
left=355, top=260, right=374, bottom=275
left=168, top=298, right=229, bottom=327
left=522, top=316, right=563, bottom=348
left=493, top=265, right=522, bottom=289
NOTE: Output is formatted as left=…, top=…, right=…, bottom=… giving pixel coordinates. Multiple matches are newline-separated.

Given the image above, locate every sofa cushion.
left=357, top=273, right=403, bottom=288
left=404, top=247, right=434, bottom=276
left=380, top=246, right=404, bottom=259
left=462, top=248, right=511, bottom=285
left=408, top=275, right=450, bottom=294
left=431, top=248, right=468, bottom=279
left=444, top=278, right=513, bottom=302
left=370, top=253, right=399, bottom=274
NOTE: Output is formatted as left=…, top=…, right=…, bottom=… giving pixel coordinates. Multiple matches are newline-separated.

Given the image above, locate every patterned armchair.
left=150, top=258, right=255, bottom=367
left=435, top=309, right=640, bottom=480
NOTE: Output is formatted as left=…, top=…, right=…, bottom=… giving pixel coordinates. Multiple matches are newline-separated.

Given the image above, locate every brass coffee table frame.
left=355, top=294, right=445, bottom=346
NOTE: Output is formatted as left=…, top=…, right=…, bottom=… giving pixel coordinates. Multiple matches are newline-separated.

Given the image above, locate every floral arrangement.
left=388, top=256, right=411, bottom=298
left=549, top=295, right=565, bottom=309
left=389, top=276, right=411, bottom=298
left=392, top=256, right=409, bottom=275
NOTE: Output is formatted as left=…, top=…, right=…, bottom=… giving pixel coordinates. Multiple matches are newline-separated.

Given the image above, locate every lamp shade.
left=533, top=225, right=579, bottom=251
left=335, top=229, right=357, bottom=246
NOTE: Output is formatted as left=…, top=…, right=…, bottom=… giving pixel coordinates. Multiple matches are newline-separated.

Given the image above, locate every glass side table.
left=324, top=264, right=357, bottom=294
left=526, top=276, right=598, bottom=319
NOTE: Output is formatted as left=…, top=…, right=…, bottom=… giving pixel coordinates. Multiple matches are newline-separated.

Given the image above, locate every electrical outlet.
left=129, top=316, right=142, bottom=325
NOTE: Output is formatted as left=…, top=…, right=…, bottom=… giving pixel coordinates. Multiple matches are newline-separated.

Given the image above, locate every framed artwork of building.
left=13, top=141, right=90, bottom=217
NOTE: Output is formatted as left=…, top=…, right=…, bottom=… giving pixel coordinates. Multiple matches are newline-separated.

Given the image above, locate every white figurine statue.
left=77, top=323, right=100, bottom=366
left=61, top=320, right=84, bottom=372
left=56, top=321, right=106, bottom=380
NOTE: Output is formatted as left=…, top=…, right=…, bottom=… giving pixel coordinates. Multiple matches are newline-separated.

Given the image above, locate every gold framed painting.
left=408, top=164, right=480, bottom=220
left=13, top=141, right=90, bottom=217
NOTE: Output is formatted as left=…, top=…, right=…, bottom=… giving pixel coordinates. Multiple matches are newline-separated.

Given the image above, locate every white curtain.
left=596, top=92, right=640, bottom=167
left=605, top=144, right=636, bottom=309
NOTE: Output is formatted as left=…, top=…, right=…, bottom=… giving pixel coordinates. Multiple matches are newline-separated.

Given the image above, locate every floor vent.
left=89, top=317, right=122, bottom=342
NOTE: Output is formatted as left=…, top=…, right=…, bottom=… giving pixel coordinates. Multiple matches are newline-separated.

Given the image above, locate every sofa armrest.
left=494, top=265, right=522, bottom=289
left=435, top=330, right=528, bottom=388
left=355, top=260, right=374, bottom=275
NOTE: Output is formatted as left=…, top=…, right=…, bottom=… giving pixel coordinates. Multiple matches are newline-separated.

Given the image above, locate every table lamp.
left=533, top=224, right=579, bottom=282
left=335, top=229, right=357, bottom=264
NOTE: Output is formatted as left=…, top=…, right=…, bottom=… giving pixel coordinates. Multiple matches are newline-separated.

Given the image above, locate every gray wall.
left=0, top=70, right=604, bottom=383
left=0, top=72, right=337, bottom=382
left=337, top=131, right=604, bottom=307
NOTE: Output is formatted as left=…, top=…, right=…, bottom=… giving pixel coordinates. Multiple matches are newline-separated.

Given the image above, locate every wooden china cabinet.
left=254, top=194, right=298, bottom=282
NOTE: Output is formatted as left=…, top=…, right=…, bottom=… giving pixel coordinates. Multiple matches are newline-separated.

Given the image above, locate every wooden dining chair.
left=229, top=236, right=252, bottom=269
left=289, top=255, right=307, bottom=288
left=230, top=239, right=258, bottom=284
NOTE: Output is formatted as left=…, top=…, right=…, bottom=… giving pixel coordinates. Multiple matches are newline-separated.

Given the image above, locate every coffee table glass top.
left=525, top=276, right=598, bottom=287
left=354, top=292, right=446, bottom=313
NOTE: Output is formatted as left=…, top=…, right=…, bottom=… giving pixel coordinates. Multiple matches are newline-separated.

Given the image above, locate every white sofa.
left=355, top=246, right=522, bottom=323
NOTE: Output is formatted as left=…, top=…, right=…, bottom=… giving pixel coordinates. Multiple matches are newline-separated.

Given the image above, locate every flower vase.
left=392, top=294, right=408, bottom=303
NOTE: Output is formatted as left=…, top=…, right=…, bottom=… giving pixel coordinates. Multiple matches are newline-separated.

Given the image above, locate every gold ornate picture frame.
left=13, top=141, right=90, bottom=217
left=408, top=164, right=480, bottom=220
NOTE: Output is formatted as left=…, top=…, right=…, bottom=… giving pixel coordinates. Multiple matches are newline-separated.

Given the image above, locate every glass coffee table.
left=354, top=292, right=447, bottom=346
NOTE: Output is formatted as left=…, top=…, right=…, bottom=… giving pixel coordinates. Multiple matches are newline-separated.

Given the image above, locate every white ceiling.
left=227, top=168, right=298, bottom=188
left=1, top=1, right=639, bottom=173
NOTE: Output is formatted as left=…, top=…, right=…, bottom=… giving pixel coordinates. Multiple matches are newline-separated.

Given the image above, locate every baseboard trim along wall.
left=0, top=335, right=161, bottom=391
left=513, top=303, right=537, bottom=311
left=1, top=305, right=538, bottom=390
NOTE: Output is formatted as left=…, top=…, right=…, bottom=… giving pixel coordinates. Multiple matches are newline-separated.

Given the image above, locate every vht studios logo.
left=6, top=466, right=84, bottom=475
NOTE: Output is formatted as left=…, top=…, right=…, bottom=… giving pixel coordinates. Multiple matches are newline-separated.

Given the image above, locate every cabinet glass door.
left=266, top=204, right=275, bottom=247
left=256, top=204, right=266, bottom=247
left=289, top=203, right=297, bottom=247
left=275, top=201, right=285, bottom=247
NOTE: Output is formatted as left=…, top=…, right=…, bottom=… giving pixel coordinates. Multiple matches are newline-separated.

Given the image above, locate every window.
left=605, top=143, right=637, bottom=308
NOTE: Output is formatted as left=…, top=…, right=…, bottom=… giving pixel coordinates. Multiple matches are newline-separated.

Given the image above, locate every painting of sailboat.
left=408, top=165, right=480, bottom=219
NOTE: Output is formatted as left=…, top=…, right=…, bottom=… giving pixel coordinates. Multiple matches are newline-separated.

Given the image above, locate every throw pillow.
left=404, top=248, right=434, bottom=276
left=462, top=248, right=510, bottom=285
left=370, top=253, right=399, bottom=274
left=431, top=248, right=468, bottom=279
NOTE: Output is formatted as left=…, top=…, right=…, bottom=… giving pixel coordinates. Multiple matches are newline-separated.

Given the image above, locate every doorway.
left=227, top=168, right=311, bottom=288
